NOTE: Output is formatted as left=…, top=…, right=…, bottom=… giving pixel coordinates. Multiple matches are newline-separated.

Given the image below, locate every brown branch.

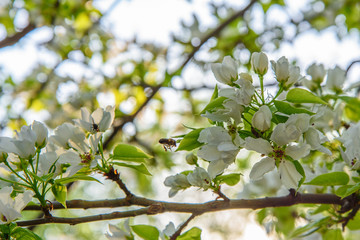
left=18, top=192, right=343, bottom=227
left=170, top=213, right=199, bottom=240
left=23, top=192, right=342, bottom=212
left=0, top=23, right=36, bottom=48
left=17, top=208, right=150, bottom=227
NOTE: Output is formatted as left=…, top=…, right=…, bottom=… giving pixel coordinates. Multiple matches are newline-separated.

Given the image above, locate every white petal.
left=278, top=160, right=303, bottom=189
left=198, top=145, right=221, bottom=162
left=244, top=137, right=272, bottom=155
left=285, top=144, right=311, bottom=160
left=249, top=157, right=275, bottom=180
left=207, top=160, right=227, bottom=179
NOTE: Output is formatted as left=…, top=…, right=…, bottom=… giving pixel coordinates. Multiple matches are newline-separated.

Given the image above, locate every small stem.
left=170, top=214, right=199, bottom=240
left=259, top=75, right=265, bottom=104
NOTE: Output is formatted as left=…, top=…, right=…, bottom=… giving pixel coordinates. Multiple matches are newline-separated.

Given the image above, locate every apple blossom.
left=304, top=127, right=332, bottom=155
left=164, top=173, right=191, bottom=197
left=0, top=186, right=34, bottom=223
left=187, top=167, right=211, bottom=190
left=211, top=56, right=238, bottom=85
left=326, top=66, right=346, bottom=93
left=251, top=52, right=268, bottom=75
left=32, top=121, right=48, bottom=148
left=307, top=63, right=326, bottom=84
left=271, top=56, right=290, bottom=83
left=252, top=105, right=272, bottom=131
left=197, top=127, right=241, bottom=178
left=75, top=106, right=115, bottom=133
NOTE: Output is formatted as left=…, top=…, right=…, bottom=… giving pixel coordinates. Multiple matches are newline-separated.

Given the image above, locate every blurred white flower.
left=284, top=65, right=302, bottom=90
left=187, top=167, right=211, bottom=190
left=75, top=106, right=115, bottom=133
left=202, top=99, right=244, bottom=125
left=164, top=173, right=191, bottom=197
left=105, top=221, right=132, bottom=240
left=0, top=186, right=34, bottom=223
left=326, top=66, right=346, bottom=93
left=211, top=56, right=238, bottom=85
left=338, top=122, right=360, bottom=169
left=251, top=52, right=268, bottom=75
left=161, top=222, right=176, bottom=240
left=307, top=63, right=326, bottom=83
left=252, top=105, right=272, bottom=131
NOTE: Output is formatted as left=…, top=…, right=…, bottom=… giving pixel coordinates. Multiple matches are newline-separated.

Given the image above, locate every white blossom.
left=164, top=173, right=191, bottom=197
left=252, top=105, right=272, bottom=131
left=251, top=52, right=268, bottom=75
left=307, top=63, right=326, bottom=84
left=278, top=160, right=303, bottom=189
left=32, top=120, right=48, bottom=148
left=304, top=127, right=332, bottom=155
left=338, top=122, right=360, bottom=169
left=187, top=167, right=211, bottom=190
left=211, top=56, right=238, bottom=85
left=75, top=106, right=115, bottom=133
left=249, top=157, right=275, bottom=180
left=106, top=221, right=132, bottom=240
left=50, top=123, right=86, bottom=149
left=0, top=186, right=34, bottom=223
left=326, top=66, right=346, bottom=92
left=197, top=127, right=240, bottom=178
left=271, top=56, right=290, bottom=83
left=244, top=137, right=272, bottom=155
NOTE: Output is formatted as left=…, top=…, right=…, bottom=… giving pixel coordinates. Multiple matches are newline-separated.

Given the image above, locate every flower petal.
left=249, top=157, right=275, bottom=180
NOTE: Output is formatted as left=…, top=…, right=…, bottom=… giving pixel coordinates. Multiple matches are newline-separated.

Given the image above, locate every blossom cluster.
left=0, top=106, right=115, bottom=223
left=164, top=52, right=354, bottom=197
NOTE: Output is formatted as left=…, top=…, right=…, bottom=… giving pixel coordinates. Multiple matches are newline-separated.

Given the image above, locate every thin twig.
left=170, top=214, right=199, bottom=240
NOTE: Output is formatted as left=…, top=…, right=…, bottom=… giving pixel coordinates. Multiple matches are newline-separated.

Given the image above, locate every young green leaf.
left=344, top=98, right=360, bottom=121
left=52, top=183, right=67, bottom=208
left=199, top=97, right=226, bottom=114
left=55, top=175, right=102, bottom=185
left=11, top=227, right=43, bottom=240
left=177, top=227, right=202, bottom=240
left=112, top=162, right=152, bottom=175
left=176, top=128, right=204, bottom=151
left=335, top=182, right=360, bottom=198
left=112, top=144, right=152, bottom=162
left=286, top=88, right=327, bottom=105
left=290, top=217, right=330, bottom=238
left=304, top=172, right=349, bottom=186
left=131, top=225, right=159, bottom=240
left=274, top=100, right=315, bottom=115
left=215, top=173, right=241, bottom=186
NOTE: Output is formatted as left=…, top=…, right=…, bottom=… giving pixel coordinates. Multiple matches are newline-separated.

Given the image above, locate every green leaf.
left=52, top=183, right=67, bottom=208
left=55, top=174, right=102, bottom=185
left=344, top=98, right=360, bottom=121
left=238, top=130, right=254, bottom=139
left=347, top=211, right=360, bottom=230
left=293, top=160, right=306, bottom=187
left=335, top=182, right=360, bottom=198
left=177, top=227, right=202, bottom=240
left=131, top=225, right=159, bottom=240
left=112, top=144, right=152, bottom=162
left=290, top=217, right=330, bottom=238
left=274, top=100, right=314, bottom=115
left=323, top=228, right=343, bottom=240
left=199, top=97, right=226, bottom=114
left=11, top=227, right=42, bottom=240
left=286, top=88, right=327, bottom=105
left=176, top=128, right=204, bottom=151
left=112, top=162, right=151, bottom=175
left=304, top=172, right=349, bottom=186
left=271, top=113, right=288, bottom=124
left=215, top=173, right=241, bottom=186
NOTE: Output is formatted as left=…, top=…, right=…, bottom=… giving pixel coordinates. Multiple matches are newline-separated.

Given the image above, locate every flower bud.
left=251, top=52, right=268, bottom=75
left=185, top=153, right=198, bottom=165
left=252, top=105, right=272, bottom=131
left=271, top=56, right=290, bottom=83
left=32, top=121, right=48, bottom=148
left=306, top=63, right=325, bottom=84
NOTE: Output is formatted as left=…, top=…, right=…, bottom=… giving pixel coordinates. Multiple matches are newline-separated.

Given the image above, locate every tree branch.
left=170, top=213, right=199, bottom=240
left=0, top=23, right=36, bottom=48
